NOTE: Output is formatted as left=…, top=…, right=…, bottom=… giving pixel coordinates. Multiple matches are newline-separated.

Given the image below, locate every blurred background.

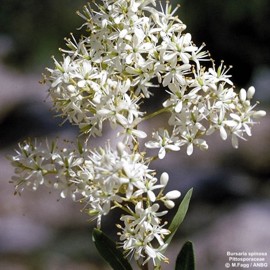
left=0, top=0, right=269, bottom=269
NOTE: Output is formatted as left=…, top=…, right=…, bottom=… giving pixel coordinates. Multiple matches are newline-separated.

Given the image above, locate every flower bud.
left=165, top=190, right=181, bottom=200
left=239, top=88, right=247, bottom=102
left=253, top=110, right=266, bottom=118
left=164, top=200, right=175, bottom=209
left=67, top=85, right=76, bottom=93
left=247, top=86, right=255, bottom=99
left=117, top=142, right=125, bottom=156
left=160, top=172, right=169, bottom=186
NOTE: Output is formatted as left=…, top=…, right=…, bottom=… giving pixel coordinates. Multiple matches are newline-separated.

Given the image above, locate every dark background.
left=0, top=1, right=269, bottom=269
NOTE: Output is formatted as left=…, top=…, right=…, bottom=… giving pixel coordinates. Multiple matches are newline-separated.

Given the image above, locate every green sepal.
left=164, top=188, right=193, bottom=245
left=92, top=228, right=133, bottom=270
left=77, top=139, right=84, bottom=155
left=175, top=241, right=195, bottom=270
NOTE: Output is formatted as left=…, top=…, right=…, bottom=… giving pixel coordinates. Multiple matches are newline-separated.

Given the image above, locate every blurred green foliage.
left=0, top=0, right=85, bottom=70
left=1, top=0, right=270, bottom=85
left=178, top=0, right=270, bottom=85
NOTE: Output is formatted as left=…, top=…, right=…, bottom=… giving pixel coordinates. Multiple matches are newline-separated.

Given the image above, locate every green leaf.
left=175, top=241, right=195, bottom=270
left=92, top=228, right=133, bottom=270
left=164, top=188, right=193, bottom=245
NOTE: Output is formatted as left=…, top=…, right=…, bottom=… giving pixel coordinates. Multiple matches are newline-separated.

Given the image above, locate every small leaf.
left=175, top=241, right=195, bottom=270
left=92, top=228, right=133, bottom=270
left=164, top=188, right=193, bottom=245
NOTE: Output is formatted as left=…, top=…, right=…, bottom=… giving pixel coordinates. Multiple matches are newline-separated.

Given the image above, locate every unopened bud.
left=247, top=86, right=255, bottom=99
left=160, top=172, right=169, bottom=186
left=164, top=200, right=175, bottom=209
left=165, top=190, right=181, bottom=200
left=117, top=142, right=125, bottom=156
left=239, top=88, right=247, bottom=102
left=253, top=110, right=266, bottom=118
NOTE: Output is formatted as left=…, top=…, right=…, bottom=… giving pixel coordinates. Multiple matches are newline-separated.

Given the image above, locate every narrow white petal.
left=148, top=190, right=156, bottom=202
left=187, top=143, right=193, bottom=155
left=220, top=126, right=227, bottom=140
left=158, top=148, right=166, bottom=159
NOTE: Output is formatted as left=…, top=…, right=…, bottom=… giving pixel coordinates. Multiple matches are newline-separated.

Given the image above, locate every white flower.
left=207, top=110, right=229, bottom=140
left=145, top=128, right=181, bottom=159
left=207, top=61, right=233, bottom=86
left=132, top=175, right=164, bottom=202
left=118, top=124, right=147, bottom=144
left=162, top=33, right=198, bottom=65
left=180, top=126, right=208, bottom=155
left=118, top=201, right=170, bottom=265
left=124, top=27, right=154, bottom=65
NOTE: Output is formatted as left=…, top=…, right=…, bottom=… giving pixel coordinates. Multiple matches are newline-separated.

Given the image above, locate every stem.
left=141, top=262, right=149, bottom=270
left=137, top=260, right=149, bottom=270
left=141, top=106, right=172, bottom=122
left=113, top=201, right=133, bottom=215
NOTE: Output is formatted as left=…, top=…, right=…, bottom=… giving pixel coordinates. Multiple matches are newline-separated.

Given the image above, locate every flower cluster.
left=45, top=0, right=265, bottom=155
left=10, top=139, right=180, bottom=266
left=10, top=0, right=265, bottom=267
